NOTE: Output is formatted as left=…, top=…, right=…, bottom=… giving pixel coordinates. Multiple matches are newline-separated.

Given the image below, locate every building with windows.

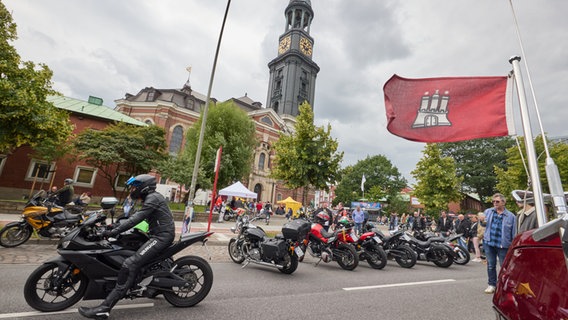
left=0, top=96, right=145, bottom=200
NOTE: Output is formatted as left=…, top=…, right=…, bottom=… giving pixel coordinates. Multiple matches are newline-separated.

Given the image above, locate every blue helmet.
left=126, top=174, right=156, bottom=200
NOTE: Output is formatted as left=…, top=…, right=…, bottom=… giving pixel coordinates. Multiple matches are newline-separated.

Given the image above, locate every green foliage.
left=74, top=122, right=167, bottom=195
left=272, top=102, right=343, bottom=204
left=411, top=143, right=463, bottom=212
left=495, top=135, right=568, bottom=207
left=0, top=3, right=73, bottom=152
left=334, top=155, right=407, bottom=206
left=160, top=101, right=256, bottom=190
left=439, top=137, right=513, bottom=202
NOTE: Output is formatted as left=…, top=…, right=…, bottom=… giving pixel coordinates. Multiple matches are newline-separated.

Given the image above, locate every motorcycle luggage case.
left=261, top=238, right=287, bottom=260
left=282, top=219, right=311, bottom=241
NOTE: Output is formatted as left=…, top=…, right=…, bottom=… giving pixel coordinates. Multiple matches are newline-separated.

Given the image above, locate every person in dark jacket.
left=52, top=178, right=74, bottom=206
left=516, top=200, right=537, bottom=233
left=455, top=214, right=471, bottom=248
left=435, top=210, right=453, bottom=236
left=79, top=174, right=175, bottom=319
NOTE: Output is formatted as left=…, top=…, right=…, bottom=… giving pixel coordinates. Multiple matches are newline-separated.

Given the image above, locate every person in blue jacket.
left=483, top=193, right=517, bottom=294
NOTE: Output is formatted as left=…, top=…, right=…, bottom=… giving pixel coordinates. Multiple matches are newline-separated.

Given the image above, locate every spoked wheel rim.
left=24, top=263, right=87, bottom=312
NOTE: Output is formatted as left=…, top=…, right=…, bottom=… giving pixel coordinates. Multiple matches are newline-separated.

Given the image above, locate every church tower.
left=266, top=0, right=320, bottom=118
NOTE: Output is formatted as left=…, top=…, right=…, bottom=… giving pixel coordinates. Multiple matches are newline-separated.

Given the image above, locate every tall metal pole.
left=509, top=56, right=547, bottom=226
left=184, top=0, right=232, bottom=226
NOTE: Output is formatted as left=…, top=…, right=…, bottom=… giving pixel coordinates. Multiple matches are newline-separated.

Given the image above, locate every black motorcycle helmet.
left=126, top=174, right=157, bottom=200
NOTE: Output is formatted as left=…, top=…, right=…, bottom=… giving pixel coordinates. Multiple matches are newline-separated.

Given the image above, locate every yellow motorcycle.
left=0, top=190, right=84, bottom=247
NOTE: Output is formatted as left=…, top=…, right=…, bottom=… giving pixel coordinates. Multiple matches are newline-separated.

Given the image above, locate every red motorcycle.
left=300, top=212, right=359, bottom=271
left=335, top=219, right=388, bottom=269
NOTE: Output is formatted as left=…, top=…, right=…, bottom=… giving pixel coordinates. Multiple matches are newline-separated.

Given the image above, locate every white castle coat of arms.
left=412, top=90, right=451, bottom=128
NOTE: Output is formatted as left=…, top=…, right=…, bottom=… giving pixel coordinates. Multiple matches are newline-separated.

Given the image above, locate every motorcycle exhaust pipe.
left=244, top=258, right=284, bottom=269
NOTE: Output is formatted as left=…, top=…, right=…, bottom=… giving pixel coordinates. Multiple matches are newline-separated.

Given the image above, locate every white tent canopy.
left=218, top=181, right=257, bottom=198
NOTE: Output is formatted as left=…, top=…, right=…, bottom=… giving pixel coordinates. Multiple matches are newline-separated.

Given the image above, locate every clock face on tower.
left=299, top=37, right=313, bottom=56
left=278, top=36, right=291, bottom=54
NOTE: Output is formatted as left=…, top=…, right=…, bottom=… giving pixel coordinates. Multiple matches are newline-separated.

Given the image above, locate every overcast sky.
left=5, top=0, right=568, bottom=184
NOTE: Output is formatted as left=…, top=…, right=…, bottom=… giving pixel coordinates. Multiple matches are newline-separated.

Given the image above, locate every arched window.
left=169, top=125, right=183, bottom=155
left=258, top=153, right=266, bottom=171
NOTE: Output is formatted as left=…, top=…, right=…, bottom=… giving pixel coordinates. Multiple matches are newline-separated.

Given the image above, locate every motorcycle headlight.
left=61, top=240, right=71, bottom=249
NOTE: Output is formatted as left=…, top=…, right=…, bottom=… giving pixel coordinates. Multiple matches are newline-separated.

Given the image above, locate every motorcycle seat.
left=414, top=238, right=437, bottom=247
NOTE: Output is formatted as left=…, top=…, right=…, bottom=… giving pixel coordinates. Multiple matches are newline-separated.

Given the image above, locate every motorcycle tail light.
left=72, top=268, right=81, bottom=275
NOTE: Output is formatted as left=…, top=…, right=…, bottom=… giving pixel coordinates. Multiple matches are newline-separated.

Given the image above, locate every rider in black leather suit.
left=79, top=174, right=175, bottom=319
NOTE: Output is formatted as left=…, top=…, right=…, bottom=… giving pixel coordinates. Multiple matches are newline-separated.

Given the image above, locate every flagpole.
left=185, top=0, right=231, bottom=232
left=509, top=56, right=547, bottom=226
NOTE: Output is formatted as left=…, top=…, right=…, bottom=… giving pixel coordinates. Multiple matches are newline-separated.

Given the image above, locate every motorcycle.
left=414, top=230, right=470, bottom=265
left=228, top=215, right=309, bottom=274
left=23, top=197, right=214, bottom=312
left=335, top=220, right=388, bottom=269
left=0, top=190, right=85, bottom=247
left=401, top=231, right=456, bottom=268
left=222, top=206, right=240, bottom=221
left=365, top=223, right=417, bottom=268
left=300, top=220, right=359, bottom=270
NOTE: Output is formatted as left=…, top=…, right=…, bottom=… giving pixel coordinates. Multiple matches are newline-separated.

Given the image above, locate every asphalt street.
left=0, top=213, right=497, bottom=320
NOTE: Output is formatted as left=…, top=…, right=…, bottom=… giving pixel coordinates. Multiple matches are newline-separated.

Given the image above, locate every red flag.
left=384, top=74, right=513, bottom=143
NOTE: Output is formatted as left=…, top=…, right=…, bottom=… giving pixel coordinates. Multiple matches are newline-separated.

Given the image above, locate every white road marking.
left=0, top=303, right=154, bottom=318
left=343, top=279, right=456, bottom=291
left=215, top=233, right=231, bottom=241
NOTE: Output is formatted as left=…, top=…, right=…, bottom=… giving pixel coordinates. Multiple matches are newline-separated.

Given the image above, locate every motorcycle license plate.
left=294, top=246, right=304, bottom=257
left=373, top=236, right=382, bottom=244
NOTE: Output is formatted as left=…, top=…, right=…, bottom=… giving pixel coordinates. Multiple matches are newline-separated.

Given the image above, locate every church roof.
left=48, top=95, right=146, bottom=126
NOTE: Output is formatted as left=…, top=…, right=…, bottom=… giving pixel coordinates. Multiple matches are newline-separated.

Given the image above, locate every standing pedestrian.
left=351, top=205, right=365, bottom=235
left=483, top=193, right=517, bottom=294
left=516, top=197, right=537, bottom=233
left=470, top=214, right=482, bottom=262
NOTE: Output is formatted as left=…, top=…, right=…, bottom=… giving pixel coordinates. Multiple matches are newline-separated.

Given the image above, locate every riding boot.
left=78, top=285, right=127, bottom=319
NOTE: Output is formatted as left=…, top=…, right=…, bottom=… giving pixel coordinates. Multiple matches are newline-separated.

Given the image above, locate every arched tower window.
left=169, top=125, right=183, bottom=155
left=258, top=153, right=266, bottom=171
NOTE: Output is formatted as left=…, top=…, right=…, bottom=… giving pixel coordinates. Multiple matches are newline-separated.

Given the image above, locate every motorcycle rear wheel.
left=365, top=244, right=388, bottom=270
left=393, top=245, right=417, bottom=268
left=163, top=256, right=213, bottom=307
left=223, top=213, right=231, bottom=221
left=0, top=223, right=33, bottom=248
left=453, top=245, right=470, bottom=265
left=228, top=238, right=245, bottom=264
left=334, top=243, right=359, bottom=271
left=278, top=252, right=299, bottom=274
left=24, top=262, right=87, bottom=312
left=432, top=249, right=453, bottom=268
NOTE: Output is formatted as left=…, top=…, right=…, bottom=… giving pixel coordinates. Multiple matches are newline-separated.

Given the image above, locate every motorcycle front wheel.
left=24, top=262, right=87, bottom=312
left=0, top=222, right=33, bottom=247
left=334, top=243, right=359, bottom=271
left=453, top=245, right=470, bottom=265
left=163, top=256, right=213, bottom=308
left=228, top=238, right=245, bottom=264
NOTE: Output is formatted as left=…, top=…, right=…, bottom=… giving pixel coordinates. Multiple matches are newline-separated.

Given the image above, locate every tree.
left=159, top=101, right=257, bottom=191
left=439, top=137, right=514, bottom=202
left=0, top=3, right=73, bottom=152
left=495, top=135, right=568, bottom=208
left=333, top=155, right=407, bottom=206
left=272, top=102, right=343, bottom=205
left=74, top=123, right=167, bottom=195
left=411, top=143, right=463, bottom=214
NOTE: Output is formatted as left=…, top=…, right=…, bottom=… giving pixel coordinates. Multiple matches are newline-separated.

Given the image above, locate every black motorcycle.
left=365, top=223, right=417, bottom=268
left=228, top=215, right=310, bottom=274
left=401, top=231, right=456, bottom=268
left=414, top=230, right=470, bottom=265
left=24, top=198, right=214, bottom=312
